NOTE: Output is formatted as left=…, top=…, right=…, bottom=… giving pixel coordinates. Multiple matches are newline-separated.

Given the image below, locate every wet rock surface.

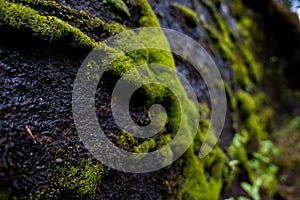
left=2, top=0, right=299, bottom=199
left=0, top=1, right=192, bottom=199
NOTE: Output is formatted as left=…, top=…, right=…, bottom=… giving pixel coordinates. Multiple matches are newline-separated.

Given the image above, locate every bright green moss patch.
left=0, top=0, right=97, bottom=49
left=181, top=105, right=227, bottom=200
left=172, top=3, right=199, bottom=27
left=182, top=143, right=226, bottom=200
left=54, top=158, right=104, bottom=196
left=7, top=0, right=128, bottom=39
left=245, top=114, right=264, bottom=138
left=236, top=90, right=256, bottom=117
left=116, top=131, right=136, bottom=151
left=30, top=157, right=105, bottom=199
left=136, top=0, right=160, bottom=27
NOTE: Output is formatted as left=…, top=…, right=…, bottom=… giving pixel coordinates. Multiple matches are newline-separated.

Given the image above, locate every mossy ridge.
left=171, top=3, right=200, bottom=27
left=199, top=0, right=278, bottom=197
left=113, top=0, right=200, bottom=161
left=0, top=0, right=97, bottom=50
left=7, top=0, right=128, bottom=41
left=200, top=0, right=262, bottom=88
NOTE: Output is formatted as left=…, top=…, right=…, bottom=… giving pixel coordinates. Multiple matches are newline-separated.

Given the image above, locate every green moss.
left=134, top=138, right=156, bottom=152
left=136, top=0, right=160, bottom=27
left=236, top=90, right=256, bottom=117
left=6, top=0, right=128, bottom=42
left=201, top=0, right=233, bottom=41
left=58, top=159, right=103, bottom=197
left=30, top=157, right=104, bottom=199
left=224, top=82, right=237, bottom=110
left=103, top=0, right=131, bottom=18
left=231, top=63, right=251, bottom=87
left=172, top=3, right=199, bottom=27
left=245, top=114, right=265, bottom=139
left=180, top=106, right=227, bottom=200
left=240, top=46, right=262, bottom=83
left=182, top=143, right=226, bottom=200
left=116, top=131, right=136, bottom=151
left=0, top=0, right=97, bottom=49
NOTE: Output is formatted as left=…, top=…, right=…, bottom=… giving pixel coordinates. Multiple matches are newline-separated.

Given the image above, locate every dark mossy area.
left=1, top=0, right=300, bottom=199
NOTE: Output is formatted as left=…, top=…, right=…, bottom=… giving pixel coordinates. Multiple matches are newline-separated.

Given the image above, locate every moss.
left=172, top=3, right=199, bottom=27
left=236, top=90, right=256, bottom=117
left=232, top=63, right=251, bottom=87
left=182, top=143, right=226, bottom=200
left=0, top=0, right=97, bottom=50
left=32, top=157, right=105, bottom=199
left=136, top=0, right=160, bottom=27
left=180, top=106, right=227, bottom=200
left=224, top=82, right=237, bottom=110
left=103, top=0, right=131, bottom=18
left=245, top=114, right=265, bottom=139
left=134, top=138, right=156, bottom=152
left=27, top=156, right=104, bottom=199
left=116, top=131, right=136, bottom=151
left=201, top=0, right=233, bottom=41
left=240, top=46, right=262, bottom=83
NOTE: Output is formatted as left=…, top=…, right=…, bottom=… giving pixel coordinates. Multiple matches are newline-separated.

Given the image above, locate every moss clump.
left=172, top=3, right=199, bottom=27
left=103, top=0, right=131, bottom=18
left=115, top=131, right=136, bottom=151
left=180, top=104, right=227, bottom=200
left=0, top=0, right=97, bottom=50
left=236, top=90, right=256, bottom=117
left=55, top=158, right=104, bottom=196
left=134, top=138, right=156, bottom=152
left=182, top=141, right=226, bottom=200
left=32, top=157, right=105, bottom=199
left=136, top=0, right=160, bottom=27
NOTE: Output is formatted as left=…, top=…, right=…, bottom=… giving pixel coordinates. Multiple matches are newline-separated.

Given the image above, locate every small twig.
left=25, top=126, right=36, bottom=144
